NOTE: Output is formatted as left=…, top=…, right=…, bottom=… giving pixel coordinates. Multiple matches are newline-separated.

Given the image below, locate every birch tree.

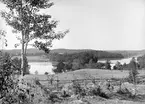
left=0, top=0, right=69, bottom=75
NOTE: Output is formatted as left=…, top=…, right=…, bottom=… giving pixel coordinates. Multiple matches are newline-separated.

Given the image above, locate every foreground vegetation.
left=24, top=69, right=145, bottom=104
left=1, top=50, right=145, bottom=104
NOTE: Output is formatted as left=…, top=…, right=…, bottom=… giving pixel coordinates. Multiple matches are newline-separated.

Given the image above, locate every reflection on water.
left=29, top=62, right=54, bottom=74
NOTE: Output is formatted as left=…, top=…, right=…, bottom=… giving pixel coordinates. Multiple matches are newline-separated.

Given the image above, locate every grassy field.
left=24, top=69, right=145, bottom=81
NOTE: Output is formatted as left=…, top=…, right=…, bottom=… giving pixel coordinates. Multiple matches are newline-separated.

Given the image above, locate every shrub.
left=53, top=61, right=65, bottom=73
left=105, top=60, right=111, bottom=70
left=35, top=70, right=38, bottom=75
left=11, top=57, right=30, bottom=75
left=72, top=80, right=82, bottom=95
left=64, top=62, right=72, bottom=71
left=113, top=61, right=123, bottom=70
left=71, top=80, right=86, bottom=98
left=0, top=52, right=16, bottom=102
left=128, top=58, right=139, bottom=83
left=137, top=55, right=145, bottom=69
left=44, top=72, right=49, bottom=75
left=0, top=52, right=30, bottom=104
left=0, top=52, right=45, bottom=104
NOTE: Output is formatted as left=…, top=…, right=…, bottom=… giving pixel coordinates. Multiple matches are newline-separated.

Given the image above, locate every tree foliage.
left=53, top=61, right=65, bottom=73
left=113, top=61, right=123, bottom=70
left=0, top=0, right=69, bottom=75
left=0, top=52, right=22, bottom=103
left=51, top=51, right=123, bottom=73
left=137, top=55, right=145, bottom=69
left=49, top=50, right=123, bottom=63
left=128, top=57, right=139, bottom=83
left=12, top=57, right=30, bottom=75
left=0, top=30, right=7, bottom=48
left=105, top=60, right=111, bottom=70
left=0, top=0, right=68, bottom=52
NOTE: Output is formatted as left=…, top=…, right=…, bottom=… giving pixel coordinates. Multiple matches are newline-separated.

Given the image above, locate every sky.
left=0, top=0, right=145, bottom=50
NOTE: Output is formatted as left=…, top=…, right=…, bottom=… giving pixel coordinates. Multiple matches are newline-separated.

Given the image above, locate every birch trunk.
left=21, top=31, right=25, bottom=76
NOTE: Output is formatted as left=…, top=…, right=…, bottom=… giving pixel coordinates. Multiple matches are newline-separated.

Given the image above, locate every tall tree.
left=0, top=0, right=69, bottom=75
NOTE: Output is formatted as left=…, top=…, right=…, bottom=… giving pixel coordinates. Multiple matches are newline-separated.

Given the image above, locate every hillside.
left=2, top=48, right=45, bottom=56
left=50, top=48, right=95, bottom=54
left=1, top=48, right=145, bottom=58
left=2, top=48, right=94, bottom=56
left=108, top=50, right=145, bottom=58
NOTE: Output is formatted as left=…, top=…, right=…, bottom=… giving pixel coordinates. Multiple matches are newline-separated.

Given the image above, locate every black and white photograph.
left=0, top=0, right=145, bottom=103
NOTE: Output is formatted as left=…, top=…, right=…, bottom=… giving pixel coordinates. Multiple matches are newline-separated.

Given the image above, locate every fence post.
left=50, top=76, right=53, bottom=85
left=56, top=75, right=59, bottom=91
left=119, top=80, right=122, bottom=91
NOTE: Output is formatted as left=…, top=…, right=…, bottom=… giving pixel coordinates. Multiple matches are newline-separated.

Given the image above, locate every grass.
left=24, top=69, right=145, bottom=84
left=23, top=69, right=145, bottom=104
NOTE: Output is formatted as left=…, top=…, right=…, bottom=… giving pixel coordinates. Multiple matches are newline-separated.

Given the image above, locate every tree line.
left=50, top=51, right=145, bottom=74
left=49, top=50, right=124, bottom=62
left=49, top=51, right=124, bottom=73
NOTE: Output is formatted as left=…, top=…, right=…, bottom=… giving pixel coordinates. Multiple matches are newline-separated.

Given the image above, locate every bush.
left=64, top=62, right=72, bottom=71
left=72, top=59, right=83, bottom=71
left=128, top=58, right=139, bottom=83
left=11, top=57, right=30, bottom=75
left=71, top=80, right=86, bottom=98
left=113, top=61, right=123, bottom=70
left=0, top=52, right=15, bottom=101
left=53, top=61, right=65, bottom=73
left=105, top=60, right=111, bottom=70
left=44, top=72, right=49, bottom=75
left=0, top=52, right=29, bottom=104
left=35, top=70, right=38, bottom=75
left=137, top=55, right=145, bottom=69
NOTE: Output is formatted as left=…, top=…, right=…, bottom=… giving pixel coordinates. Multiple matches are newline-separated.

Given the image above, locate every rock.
left=86, top=82, right=95, bottom=88
left=98, top=81, right=114, bottom=91
left=70, top=94, right=78, bottom=99
left=69, top=100, right=83, bottom=104
left=49, top=91, right=62, bottom=103
left=119, top=82, right=136, bottom=96
left=120, top=82, right=145, bottom=96
left=97, top=81, right=113, bottom=98
left=69, top=100, right=89, bottom=104
left=136, top=84, right=145, bottom=95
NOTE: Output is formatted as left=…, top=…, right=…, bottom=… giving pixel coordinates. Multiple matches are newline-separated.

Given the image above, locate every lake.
left=29, top=62, right=54, bottom=74
left=29, top=56, right=138, bottom=74
left=98, top=56, right=138, bottom=64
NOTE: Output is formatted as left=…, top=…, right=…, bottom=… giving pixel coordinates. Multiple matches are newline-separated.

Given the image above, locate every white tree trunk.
left=21, top=32, right=25, bottom=76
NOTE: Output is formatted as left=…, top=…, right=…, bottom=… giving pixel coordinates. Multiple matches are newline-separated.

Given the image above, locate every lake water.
left=29, top=62, right=54, bottom=74
left=98, top=57, right=138, bottom=64
left=29, top=57, right=138, bottom=74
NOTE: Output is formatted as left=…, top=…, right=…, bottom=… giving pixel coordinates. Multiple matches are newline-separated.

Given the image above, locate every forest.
left=48, top=50, right=124, bottom=73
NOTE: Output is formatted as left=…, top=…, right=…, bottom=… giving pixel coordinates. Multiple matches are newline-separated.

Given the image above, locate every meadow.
left=24, top=69, right=145, bottom=82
